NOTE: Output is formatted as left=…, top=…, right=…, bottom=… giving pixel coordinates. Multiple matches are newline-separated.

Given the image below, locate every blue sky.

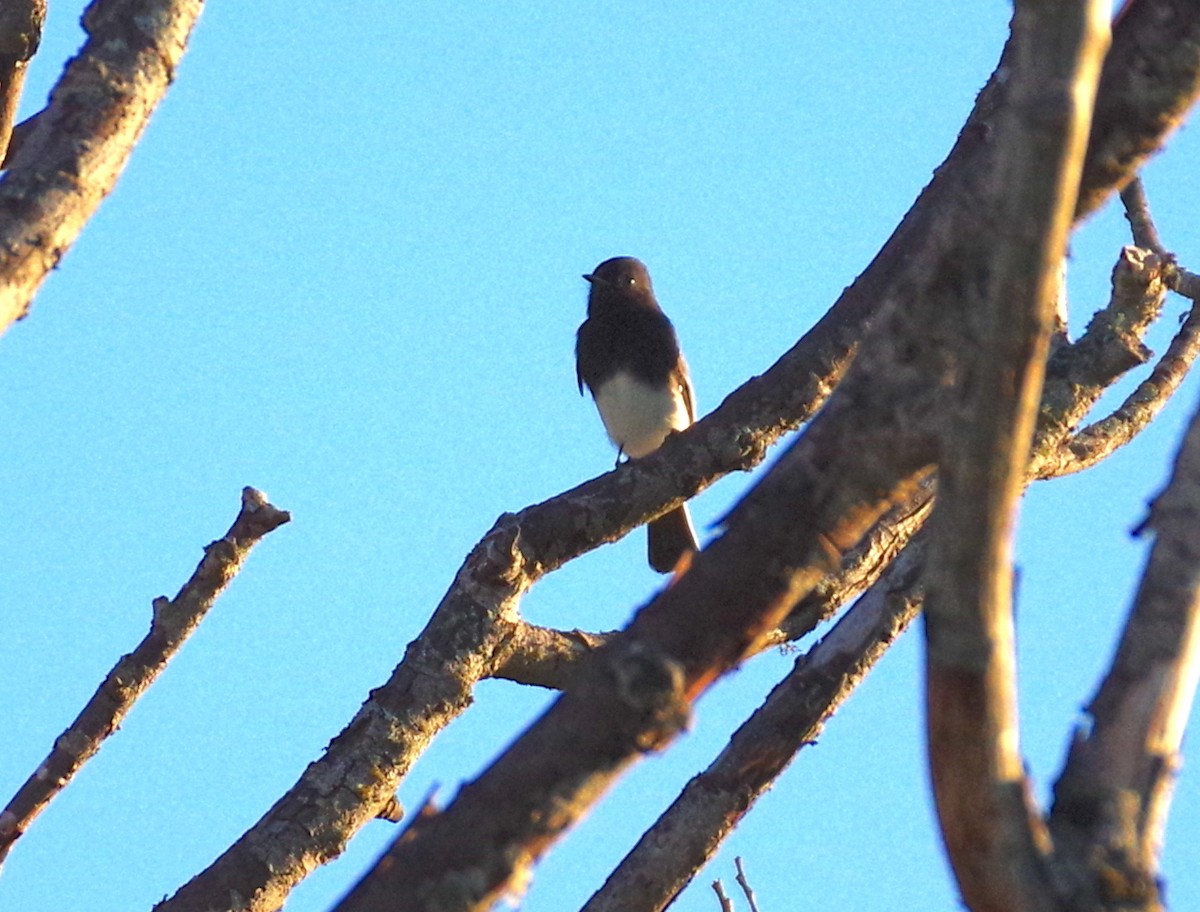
left=3, top=2, right=1199, bottom=911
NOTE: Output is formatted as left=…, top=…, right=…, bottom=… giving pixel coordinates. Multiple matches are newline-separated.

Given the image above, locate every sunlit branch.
left=0, top=0, right=43, bottom=162
left=581, top=535, right=927, bottom=912
left=1076, top=0, right=1200, bottom=220
left=1057, top=267, right=1200, bottom=477
left=0, top=488, right=289, bottom=867
left=578, top=229, right=1191, bottom=912
left=922, top=3, right=1109, bottom=911
left=1051, top=392, right=1200, bottom=901
left=0, top=0, right=204, bottom=338
left=154, top=4, right=1200, bottom=910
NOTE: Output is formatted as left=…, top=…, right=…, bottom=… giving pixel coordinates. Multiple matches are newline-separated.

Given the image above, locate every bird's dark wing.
left=575, top=319, right=595, bottom=395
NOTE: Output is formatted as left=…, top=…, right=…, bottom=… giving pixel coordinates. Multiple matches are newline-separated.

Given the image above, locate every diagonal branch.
left=336, top=204, right=974, bottom=905
left=329, top=6, right=1139, bottom=909
left=0, top=487, right=290, bottom=868
left=577, top=227, right=1194, bottom=912
left=499, top=233, right=1191, bottom=695
left=334, top=369, right=939, bottom=912
left=491, top=486, right=934, bottom=691
left=1051, top=397, right=1200, bottom=904
left=580, top=531, right=928, bottom=912
left=0, top=0, right=203, bottom=337
left=1076, top=0, right=1200, bottom=220
left=1056, top=265, right=1200, bottom=477
left=0, top=0, right=43, bottom=162
left=154, top=5, right=1200, bottom=911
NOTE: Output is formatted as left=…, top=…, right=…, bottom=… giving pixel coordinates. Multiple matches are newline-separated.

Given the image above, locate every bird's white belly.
left=592, top=371, right=690, bottom=458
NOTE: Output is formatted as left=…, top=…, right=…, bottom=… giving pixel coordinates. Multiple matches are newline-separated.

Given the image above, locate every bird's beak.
left=582, top=273, right=595, bottom=284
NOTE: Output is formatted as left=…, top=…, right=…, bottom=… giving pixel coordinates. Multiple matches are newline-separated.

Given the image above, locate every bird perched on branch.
left=575, top=256, right=699, bottom=573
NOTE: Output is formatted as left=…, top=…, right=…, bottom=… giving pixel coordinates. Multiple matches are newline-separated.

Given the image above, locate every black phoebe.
left=576, top=256, right=699, bottom=573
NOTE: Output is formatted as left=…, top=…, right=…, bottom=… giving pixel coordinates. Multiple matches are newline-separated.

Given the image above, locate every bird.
left=575, top=256, right=699, bottom=573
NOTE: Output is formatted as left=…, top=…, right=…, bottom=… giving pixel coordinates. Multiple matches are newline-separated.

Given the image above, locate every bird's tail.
left=648, top=504, right=699, bottom=573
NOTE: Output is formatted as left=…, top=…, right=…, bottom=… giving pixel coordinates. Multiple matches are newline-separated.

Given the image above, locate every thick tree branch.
left=576, top=229, right=1191, bottom=912
left=329, top=6, right=1142, bottom=908
left=492, top=488, right=934, bottom=691
left=1077, top=0, right=1200, bottom=220
left=154, top=6, right=1200, bottom=911
left=1051, top=395, right=1200, bottom=906
left=581, top=534, right=927, bottom=912
left=0, top=0, right=43, bottom=162
left=335, top=320, right=945, bottom=910
left=577, top=219, right=1181, bottom=912
left=0, top=487, right=289, bottom=868
left=498, top=235, right=1190, bottom=694
left=922, top=4, right=1108, bottom=912
left=0, top=0, right=202, bottom=337
left=403, top=202, right=1194, bottom=910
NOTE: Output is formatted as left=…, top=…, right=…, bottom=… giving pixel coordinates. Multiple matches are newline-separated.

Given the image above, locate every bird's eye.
left=627, top=276, right=637, bottom=287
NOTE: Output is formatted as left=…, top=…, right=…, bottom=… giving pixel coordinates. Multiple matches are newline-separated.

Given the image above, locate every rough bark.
left=0, top=488, right=290, bottom=867
left=0, top=0, right=203, bottom=337
left=1051, top=397, right=1200, bottom=908
left=0, top=0, right=43, bottom=162
left=153, top=3, right=1200, bottom=910
left=922, top=4, right=1109, bottom=911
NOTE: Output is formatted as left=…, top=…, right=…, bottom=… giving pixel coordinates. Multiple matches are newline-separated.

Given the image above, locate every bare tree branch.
left=712, top=880, right=734, bottom=912
left=1076, top=0, right=1200, bottom=220
left=0, top=0, right=203, bottom=337
left=922, top=4, right=1108, bottom=912
left=579, top=229, right=1200, bottom=909
left=492, top=623, right=614, bottom=689
left=151, top=6, right=1200, bottom=911
left=499, top=231, right=1192, bottom=695
left=1051, top=394, right=1200, bottom=905
left=1042, top=247, right=1169, bottom=436
left=1121, top=178, right=1168, bottom=253
left=491, top=489, right=933, bottom=691
left=581, top=533, right=926, bottom=912
left=0, top=487, right=289, bottom=868
left=0, top=0, right=43, bottom=162
left=734, top=858, right=761, bottom=912
left=335, top=360, right=939, bottom=911
left=327, top=6, right=1150, bottom=908
left=1056, top=272, right=1200, bottom=476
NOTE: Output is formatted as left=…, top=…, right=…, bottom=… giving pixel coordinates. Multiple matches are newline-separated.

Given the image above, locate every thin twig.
left=734, top=858, right=760, bottom=912
left=1060, top=289, right=1200, bottom=475
left=1121, top=177, right=1167, bottom=253
left=0, top=487, right=290, bottom=866
left=712, top=880, right=734, bottom=912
